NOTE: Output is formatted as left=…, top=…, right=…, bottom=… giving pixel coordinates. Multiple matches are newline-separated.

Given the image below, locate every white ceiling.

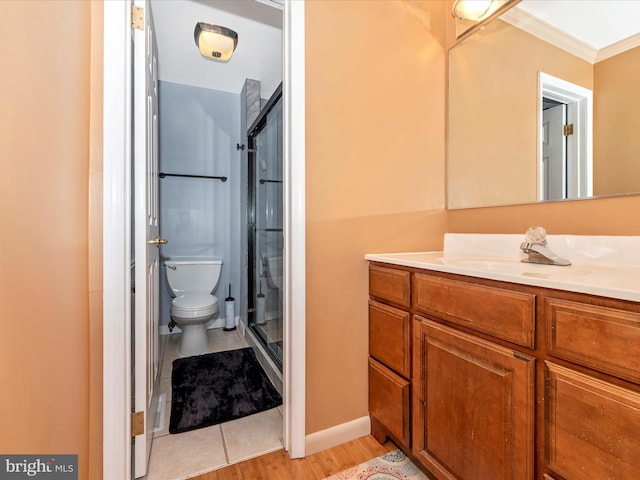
left=501, top=0, right=640, bottom=63
left=149, top=0, right=640, bottom=95
left=150, top=0, right=283, bottom=97
left=517, top=0, right=640, bottom=49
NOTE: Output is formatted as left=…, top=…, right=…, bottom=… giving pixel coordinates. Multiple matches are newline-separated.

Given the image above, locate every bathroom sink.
left=365, top=233, right=640, bottom=302
left=437, top=256, right=528, bottom=273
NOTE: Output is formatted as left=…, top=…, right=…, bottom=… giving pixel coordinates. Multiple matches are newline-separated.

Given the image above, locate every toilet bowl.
left=164, top=259, right=222, bottom=357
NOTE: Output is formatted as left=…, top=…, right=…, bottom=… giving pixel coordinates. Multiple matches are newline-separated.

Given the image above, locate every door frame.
left=102, top=1, right=306, bottom=477
left=538, top=72, right=593, bottom=200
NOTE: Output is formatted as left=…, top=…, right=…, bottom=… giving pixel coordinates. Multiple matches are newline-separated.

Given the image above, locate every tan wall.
left=448, top=195, right=640, bottom=236
left=0, top=1, right=93, bottom=477
left=448, top=19, right=592, bottom=208
left=594, top=46, right=640, bottom=196
left=305, top=0, right=448, bottom=434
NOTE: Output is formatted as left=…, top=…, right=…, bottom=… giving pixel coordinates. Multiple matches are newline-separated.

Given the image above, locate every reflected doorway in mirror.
left=538, top=72, right=593, bottom=201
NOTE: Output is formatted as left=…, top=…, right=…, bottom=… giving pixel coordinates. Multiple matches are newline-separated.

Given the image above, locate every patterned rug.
left=324, top=449, right=428, bottom=480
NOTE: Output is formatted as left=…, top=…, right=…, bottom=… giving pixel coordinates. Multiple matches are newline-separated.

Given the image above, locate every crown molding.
left=500, top=7, right=598, bottom=63
left=596, top=32, right=640, bottom=62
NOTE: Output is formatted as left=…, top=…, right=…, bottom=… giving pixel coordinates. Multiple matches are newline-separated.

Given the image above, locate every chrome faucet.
left=520, top=226, right=571, bottom=266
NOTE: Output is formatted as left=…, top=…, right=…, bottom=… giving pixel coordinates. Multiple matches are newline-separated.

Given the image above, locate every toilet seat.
left=171, top=294, right=218, bottom=318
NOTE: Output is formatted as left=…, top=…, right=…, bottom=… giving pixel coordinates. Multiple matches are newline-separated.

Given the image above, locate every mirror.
left=447, top=0, right=640, bottom=209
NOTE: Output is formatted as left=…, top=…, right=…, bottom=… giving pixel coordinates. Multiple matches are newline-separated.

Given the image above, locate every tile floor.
left=144, top=328, right=284, bottom=480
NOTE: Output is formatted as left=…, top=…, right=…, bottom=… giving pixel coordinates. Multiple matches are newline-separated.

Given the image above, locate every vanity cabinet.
left=368, top=262, right=640, bottom=480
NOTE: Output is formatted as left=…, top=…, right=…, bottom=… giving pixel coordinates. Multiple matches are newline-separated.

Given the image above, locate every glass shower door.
left=248, top=86, right=283, bottom=368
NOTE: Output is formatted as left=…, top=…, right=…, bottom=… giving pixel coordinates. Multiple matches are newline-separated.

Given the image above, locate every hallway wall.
left=0, top=1, right=93, bottom=477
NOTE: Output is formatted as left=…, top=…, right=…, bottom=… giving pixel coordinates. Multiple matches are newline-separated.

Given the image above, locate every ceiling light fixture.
left=194, top=23, right=238, bottom=62
left=452, top=0, right=502, bottom=22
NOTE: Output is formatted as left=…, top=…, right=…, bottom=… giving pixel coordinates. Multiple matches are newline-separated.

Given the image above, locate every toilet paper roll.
left=224, top=299, right=236, bottom=331
left=256, top=294, right=266, bottom=325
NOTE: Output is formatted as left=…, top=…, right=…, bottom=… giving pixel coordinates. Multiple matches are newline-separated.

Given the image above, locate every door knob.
left=147, top=237, right=168, bottom=246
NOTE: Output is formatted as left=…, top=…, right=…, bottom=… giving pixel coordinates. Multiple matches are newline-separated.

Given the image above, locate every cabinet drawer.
left=369, top=265, right=410, bottom=308
left=369, top=357, right=410, bottom=447
left=369, top=300, right=411, bottom=378
left=546, top=362, right=640, bottom=480
left=546, top=298, right=640, bottom=384
left=413, top=273, right=536, bottom=348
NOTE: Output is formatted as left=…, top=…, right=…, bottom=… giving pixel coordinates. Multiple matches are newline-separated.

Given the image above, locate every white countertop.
left=365, top=234, right=640, bottom=302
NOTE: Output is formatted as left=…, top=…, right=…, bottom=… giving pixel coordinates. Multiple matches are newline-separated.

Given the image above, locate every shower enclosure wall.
left=248, top=84, right=283, bottom=368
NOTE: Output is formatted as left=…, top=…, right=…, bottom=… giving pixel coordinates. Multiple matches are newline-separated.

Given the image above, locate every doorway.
left=102, top=2, right=306, bottom=478
left=538, top=72, right=594, bottom=200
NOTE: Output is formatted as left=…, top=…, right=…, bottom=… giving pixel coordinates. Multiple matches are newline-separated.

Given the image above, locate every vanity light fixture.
left=194, top=23, right=238, bottom=62
left=452, top=0, right=502, bottom=22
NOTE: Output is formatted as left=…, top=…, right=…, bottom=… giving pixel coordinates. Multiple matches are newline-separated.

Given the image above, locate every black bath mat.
left=169, top=347, right=282, bottom=434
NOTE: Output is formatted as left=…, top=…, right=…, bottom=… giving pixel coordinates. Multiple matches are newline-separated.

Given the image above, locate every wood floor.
left=190, top=435, right=397, bottom=480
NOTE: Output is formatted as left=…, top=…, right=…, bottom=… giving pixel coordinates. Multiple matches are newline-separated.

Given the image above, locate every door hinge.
left=131, top=5, right=144, bottom=30
left=563, top=123, right=574, bottom=136
left=131, top=411, right=144, bottom=437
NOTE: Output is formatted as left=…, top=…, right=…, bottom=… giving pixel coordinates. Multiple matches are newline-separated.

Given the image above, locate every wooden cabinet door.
left=413, top=318, right=535, bottom=480
left=369, top=357, right=411, bottom=448
left=546, top=362, right=640, bottom=480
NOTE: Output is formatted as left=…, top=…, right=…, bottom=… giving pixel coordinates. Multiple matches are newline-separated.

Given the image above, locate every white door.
left=133, top=1, right=162, bottom=477
left=542, top=103, right=565, bottom=201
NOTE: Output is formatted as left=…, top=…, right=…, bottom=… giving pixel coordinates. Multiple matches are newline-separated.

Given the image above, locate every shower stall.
left=248, top=84, right=283, bottom=368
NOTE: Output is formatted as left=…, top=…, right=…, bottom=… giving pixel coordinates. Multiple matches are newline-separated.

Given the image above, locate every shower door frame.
left=248, top=83, right=283, bottom=369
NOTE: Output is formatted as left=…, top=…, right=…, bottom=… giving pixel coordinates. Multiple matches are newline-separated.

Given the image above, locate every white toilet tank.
left=164, top=259, right=223, bottom=296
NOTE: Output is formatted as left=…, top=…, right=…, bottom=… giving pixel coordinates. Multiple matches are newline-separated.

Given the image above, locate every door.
left=133, top=1, right=161, bottom=477
left=248, top=87, right=284, bottom=368
left=413, top=318, right=535, bottom=480
left=542, top=102, right=565, bottom=201
left=545, top=363, right=640, bottom=480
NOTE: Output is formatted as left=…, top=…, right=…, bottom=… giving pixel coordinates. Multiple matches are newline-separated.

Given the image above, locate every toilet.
left=264, top=255, right=282, bottom=290
left=164, top=259, right=222, bottom=357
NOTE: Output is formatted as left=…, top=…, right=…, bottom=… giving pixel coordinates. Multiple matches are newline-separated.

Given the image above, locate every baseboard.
left=305, top=415, right=371, bottom=456
left=159, top=316, right=239, bottom=336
